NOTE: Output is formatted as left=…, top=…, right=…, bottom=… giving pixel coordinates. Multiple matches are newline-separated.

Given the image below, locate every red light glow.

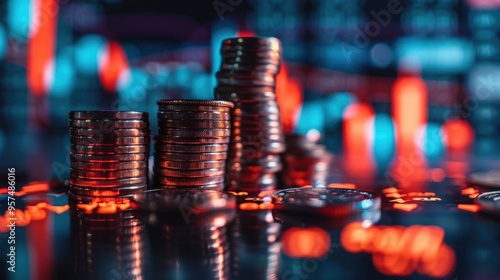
left=27, top=0, right=58, bottom=95
left=98, top=41, right=129, bottom=92
left=282, top=227, right=331, bottom=258
left=340, top=222, right=455, bottom=278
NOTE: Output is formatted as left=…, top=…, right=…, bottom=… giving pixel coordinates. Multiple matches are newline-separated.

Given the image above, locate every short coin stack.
left=214, top=37, right=285, bottom=193
left=282, top=134, right=332, bottom=188
left=153, top=99, right=233, bottom=190
left=69, top=111, right=150, bottom=202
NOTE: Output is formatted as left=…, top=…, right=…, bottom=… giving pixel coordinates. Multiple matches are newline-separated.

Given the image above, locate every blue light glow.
left=191, top=73, right=213, bottom=100
left=295, top=100, right=325, bottom=134
left=74, top=35, right=106, bottom=75
left=395, top=37, right=473, bottom=73
left=0, top=129, right=4, bottom=153
left=324, top=92, right=356, bottom=125
left=50, top=51, right=74, bottom=97
left=7, top=0, right=30, bottom=40
left=0, top=24, right=7, bottom=60
left=371, top=114, right=395, bottom=169
left=118, top=67, right=147, bottom=103
left=416, top=123, right=444, bottom=159
left=211, top=22, right=237, bottom=87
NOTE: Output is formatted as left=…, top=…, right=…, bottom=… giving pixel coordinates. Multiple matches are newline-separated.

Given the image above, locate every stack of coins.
left=153, top=100, right=233, bottom=189
left=214, top=37, right=285, bottom=193
left=68, top=111, right=150, bottom=202
left=282, top=134, right=332, bottom=188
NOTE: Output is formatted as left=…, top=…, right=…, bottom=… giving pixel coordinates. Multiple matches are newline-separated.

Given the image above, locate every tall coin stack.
left=69, top=111, right=150, bottom=202
left=153, top=100, right=233, bottom=190
left=214, top=37, right=285, bottom=193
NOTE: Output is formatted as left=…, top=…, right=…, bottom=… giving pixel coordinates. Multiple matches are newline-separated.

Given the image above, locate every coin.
left=70, top=136, right=151, bottom=146
left=70, top=153, right=148, bottom=162
left=154, top=152, right=227, bottom=161
left=157, top=99, right=234, bottom=108
left=70, top=168, right=147, bottom=180
left=476, top=191, right=500, bottom=214
left=216, top=76, right=276, bottom=87
left=71, top=145, right=148, bottom=154
left=70, top=177, right=147, bottom=187
left=467, top=171, right=500, bottom=190
left=153, top=168, right=224, bottom=178
left=154, top=135, right=230, bottom=144
left=272, top=188, right=381, bottom=216
left=70, top=160, right=147, bottom=171
left=69, top=184, right=147, bottom=197
left=158, top=104, right=233, bottom=112
left=154, top=160, right=225, bottom=170
left=157, top=128, right=231, bottom=138
left=153, top=183, right=225, bottom=190
left=157, top=111, right=231, bottom=121
left=69, top=111, right=148, bottom=120
left=157, top=120, right=231, bottom=129
left=70, top=128, right=150, bottom=137
left=68, top=192, right=136, bottom=203
left=154, top=143, right=228, bottom=153
left=154, top=175, right=224, bottom=186
left=69, top=119, right=150, bottom=129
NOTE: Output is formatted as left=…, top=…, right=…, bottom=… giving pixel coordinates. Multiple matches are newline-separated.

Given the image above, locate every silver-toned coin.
left=272, top=188, right=381, bottom=216
left=476, top=191, right=500, bottom=214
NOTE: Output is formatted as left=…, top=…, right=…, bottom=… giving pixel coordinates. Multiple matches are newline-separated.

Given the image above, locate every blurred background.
left=0, top=0, right=497, bottom=182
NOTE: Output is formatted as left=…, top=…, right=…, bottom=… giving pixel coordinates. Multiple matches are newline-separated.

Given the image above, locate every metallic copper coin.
left=215, top=91, right=276, bottom=103
left=70, top=136, right=151, bottom=146
left=154, top=175, right=224, bottom=186
left=70, top=128, right=150, bottom=137
left=153, top=167, right=224, bottom=178
left=157, top=120, right=231, bottom=129
left=154, top=152, right=227, bottom=161
left=157, top=99, right=234, bottom=108
left=221, top=37, right=281, bottom=47
left=70, top=160, right=147, bottom=171
left=71, top=144, right=148, bottom=154
left=70, top=177, right=147, bottom=188
left=153, top=183, right=225, bottom=190
left=216, top=76, right=276, bottom=87
left=220, top=63, right=279, bottom=73
left=154, top=159, right=225, bottom=170
left=69, top=184, right=147, bottom=197
left=70, top=168, right=147, bottom=180
left=70, top=152, right=148, bottom=162
left=67, top=192, right=137, bottom=203
left=154, top=135, right=230, bottom=144
left=69, top=119, right=150, bottom=129
left=69, top=111, right=148, bottom=120
left=154, top=143, right=228, bottom=153
left=157, top=111, right=231, bottom=121
left=157, top=128, right=231, bottom=138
